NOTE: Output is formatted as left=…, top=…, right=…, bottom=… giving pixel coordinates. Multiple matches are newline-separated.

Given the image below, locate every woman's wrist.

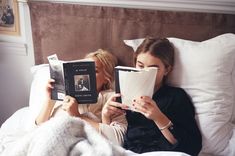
left=159, top=120, right=173, bottom=131
left=153, top=112, right=171, bottom=129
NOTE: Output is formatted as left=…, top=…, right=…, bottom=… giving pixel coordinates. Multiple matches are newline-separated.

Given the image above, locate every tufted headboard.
left=28, top=1, right=235, bottom=66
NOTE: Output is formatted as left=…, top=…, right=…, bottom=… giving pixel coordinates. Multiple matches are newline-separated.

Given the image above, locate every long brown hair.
left=134, top=37, right=175, bottom=82
left=134, top=37, right=174, bottom=69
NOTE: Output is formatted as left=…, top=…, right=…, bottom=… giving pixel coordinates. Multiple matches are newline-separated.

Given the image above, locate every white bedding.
left=0, top=107, right=190, bottom=156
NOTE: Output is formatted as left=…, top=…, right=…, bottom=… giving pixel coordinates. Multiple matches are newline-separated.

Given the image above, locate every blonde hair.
left=85, top=49, right=118, bottom=90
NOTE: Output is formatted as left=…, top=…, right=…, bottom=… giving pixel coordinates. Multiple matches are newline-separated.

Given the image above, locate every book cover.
left=115, top=66, right=158, bottom=110
left=47, top=54, right=98, bottom=104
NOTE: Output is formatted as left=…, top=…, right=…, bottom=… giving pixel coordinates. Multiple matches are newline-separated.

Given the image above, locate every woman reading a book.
left=35, top=49, right=127, bottom=145
left=114, top=38, right=202, bottom=155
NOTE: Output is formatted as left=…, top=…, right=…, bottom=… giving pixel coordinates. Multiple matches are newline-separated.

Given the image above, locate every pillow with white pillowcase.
left=28, top=64, right=50, bottom=121
left=232, top=69, right=235, bottom=123
left=124, top=33, right=235, bottom=156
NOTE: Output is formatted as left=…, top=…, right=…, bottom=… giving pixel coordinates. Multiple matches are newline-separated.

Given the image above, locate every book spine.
left=63, top=63, right=70, bottom=96
left=115, top=68, right=122, bottom=103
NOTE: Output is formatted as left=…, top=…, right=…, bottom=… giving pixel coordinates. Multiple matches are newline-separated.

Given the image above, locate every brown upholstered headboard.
left=28, top=1, right=235, bottom=66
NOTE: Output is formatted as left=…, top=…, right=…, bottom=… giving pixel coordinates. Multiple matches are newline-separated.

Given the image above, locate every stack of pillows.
left=124, top=33, right=235, bottom=156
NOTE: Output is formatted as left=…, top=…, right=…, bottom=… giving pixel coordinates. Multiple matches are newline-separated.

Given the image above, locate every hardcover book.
left=115, top=66, right=158, bottom=110
left=47, top=54, right=98, bottom=104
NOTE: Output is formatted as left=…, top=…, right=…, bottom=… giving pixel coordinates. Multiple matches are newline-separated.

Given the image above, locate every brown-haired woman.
left=119, top=38, right=202, bottom=155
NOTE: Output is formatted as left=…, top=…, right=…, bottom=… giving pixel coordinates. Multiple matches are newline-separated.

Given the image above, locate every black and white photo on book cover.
left=47, top=54, right=98, bottom=104
left=115, top=66, right=158, bottom=111
left=74, top=75, right=90, bottom=91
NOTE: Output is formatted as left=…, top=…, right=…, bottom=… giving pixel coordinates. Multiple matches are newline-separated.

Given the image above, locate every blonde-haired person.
left=85, top=49, right=116, bottom=91
left=35, top=49, right=127, bottom=145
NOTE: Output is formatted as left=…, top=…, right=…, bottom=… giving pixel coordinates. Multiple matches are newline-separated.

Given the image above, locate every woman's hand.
left=102, top=93, right=126, bottom=124
left=43, top=79, right=56, bottom=107
left=133, top=96, right=177, bottom=144
left=45, top=79, right=55, bottom=101
left=132, top=96, right=162, bottom=121
left=62, top=95, right=81, bottom=117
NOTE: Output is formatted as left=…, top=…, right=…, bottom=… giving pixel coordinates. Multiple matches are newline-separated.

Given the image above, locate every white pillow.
left=124, top=33, right=235, bottom=156
left=28, top=64, right=50, bottom=120
left=232, top=69, right=235, bottom=124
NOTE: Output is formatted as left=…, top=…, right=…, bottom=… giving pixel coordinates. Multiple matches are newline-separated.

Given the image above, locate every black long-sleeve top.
left=123, top=85, right=202, bottom=156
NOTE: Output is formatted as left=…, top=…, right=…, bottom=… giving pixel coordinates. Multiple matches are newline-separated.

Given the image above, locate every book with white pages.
left=115, top=66, right=158, bottom=111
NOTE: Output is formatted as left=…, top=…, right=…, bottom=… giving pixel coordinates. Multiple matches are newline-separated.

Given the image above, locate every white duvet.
left=0, top=107, right=190, bottom=156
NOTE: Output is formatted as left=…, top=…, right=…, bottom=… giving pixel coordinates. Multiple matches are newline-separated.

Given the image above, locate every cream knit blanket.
left=1, top=115, right=125, bottom=156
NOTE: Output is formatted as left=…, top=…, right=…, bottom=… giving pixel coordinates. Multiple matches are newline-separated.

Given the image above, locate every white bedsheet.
left=0, top=107, right=35, bottom=152
left=125, top=150, right=190, bottom=156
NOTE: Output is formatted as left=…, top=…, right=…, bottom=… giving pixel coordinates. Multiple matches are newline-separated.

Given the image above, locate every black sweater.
left=123, top=85, right=202, bottom=156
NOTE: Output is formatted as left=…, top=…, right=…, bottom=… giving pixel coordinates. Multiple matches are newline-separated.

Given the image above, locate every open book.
left=115, top=66, right=158, bottom=110
left=47, top=54, right=98, bottom=104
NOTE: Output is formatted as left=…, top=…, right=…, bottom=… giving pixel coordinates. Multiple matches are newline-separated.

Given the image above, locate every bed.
left=1, top=1, right=235, bottom=156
